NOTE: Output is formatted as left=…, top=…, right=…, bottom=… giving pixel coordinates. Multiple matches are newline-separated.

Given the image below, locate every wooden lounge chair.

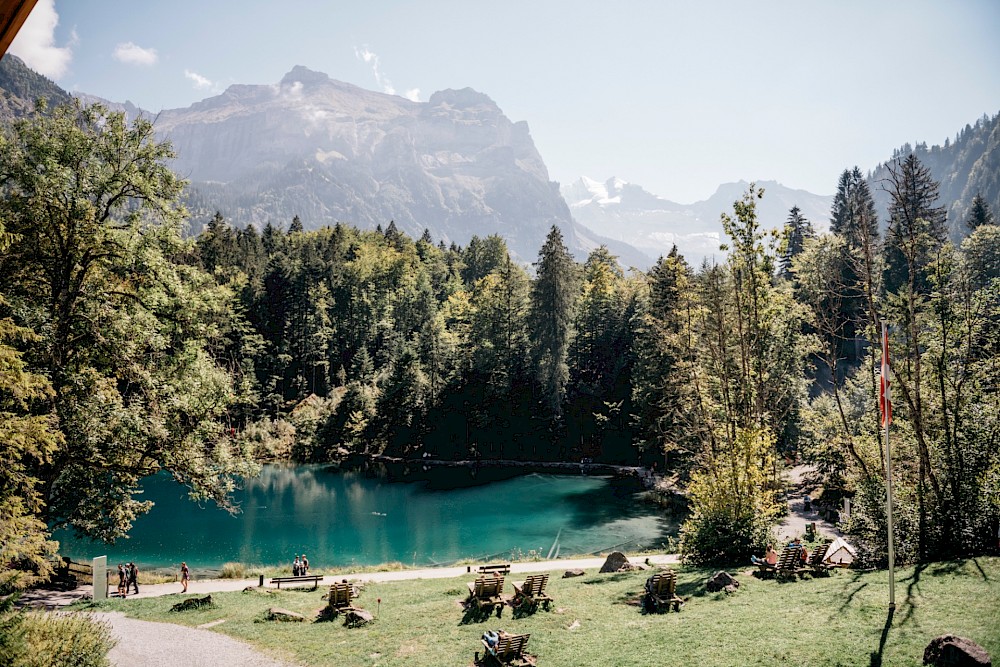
left=775, top=545, right=806, bottom=581
left=512, top=574, right=553, bottom=613
left=326, top=582, right=354, bottom=614
left=643, top=570, right=683, bottom=612
left=807, top=540, right=833, bottom=576
left=477, top=632, right=535, bottom=666
left=466, top=575, right=506, bottom=617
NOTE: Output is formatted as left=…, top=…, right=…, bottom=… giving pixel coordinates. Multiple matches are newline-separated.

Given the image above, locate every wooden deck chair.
left=466, top=575, right=506, bottom=617
left=643, top=570, right=683, bottom=612
left=477, top=632, right=535, bottom=666
left=327, top=582, right=354, bottom=614
left=807, top=540, right=833, bottom=575
left=775, top=545, right=806, bottom=581
left=512, top=574, right=553, bottom=613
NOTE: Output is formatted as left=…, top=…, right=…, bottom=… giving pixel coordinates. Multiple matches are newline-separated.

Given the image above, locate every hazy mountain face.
left=562, top=177, right=833, bottom=265
left=868, top=112, right=1000, bottom=238
left=149, top=66, right=648, bottom=266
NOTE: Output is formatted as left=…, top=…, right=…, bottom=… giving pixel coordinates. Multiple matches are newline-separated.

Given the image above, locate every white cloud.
left=7, top=0, right=74, bottom=78
left=184, top=69, right=213, bottom=89
left=354, top=45, right=395, bottom=96
left=404, top=88, right=421, bottom=103
left=113, top=42, right=158, bottom=66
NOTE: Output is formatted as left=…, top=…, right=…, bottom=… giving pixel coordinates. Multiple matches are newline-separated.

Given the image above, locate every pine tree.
left=966, top=192, right=994, bottom=230
left=529, top=226, right=578, bottom=420
left=778, top=206, right=814, bottom=280
left=883, top=153, right=947, bottom=295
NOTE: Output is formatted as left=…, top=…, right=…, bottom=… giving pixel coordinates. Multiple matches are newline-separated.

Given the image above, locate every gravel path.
left=778, top=464, right=843, bottom=541
left=93, top=611, right=297, bottom=667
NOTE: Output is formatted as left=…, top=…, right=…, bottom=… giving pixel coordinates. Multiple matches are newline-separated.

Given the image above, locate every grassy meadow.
left=75, top=557, right=1000, bottom=667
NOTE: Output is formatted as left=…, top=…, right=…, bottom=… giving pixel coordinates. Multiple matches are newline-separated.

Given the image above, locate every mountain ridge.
left=563, top=176, right=834, bottom=265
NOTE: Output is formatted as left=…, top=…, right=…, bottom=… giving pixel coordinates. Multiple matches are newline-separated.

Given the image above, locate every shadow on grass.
left=868, top=607, right=894, bottom=667
left=899, top=562, right=928, bottom=627
left=836, top=571, right=869, bottom=613
left=580, top=572, right=633, bottom=585
left=458, top=601, right=503, bottom=625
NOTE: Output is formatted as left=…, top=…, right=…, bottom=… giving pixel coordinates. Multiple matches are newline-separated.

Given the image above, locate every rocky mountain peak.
left=280, top=65, right=331, bottom=87
left=428, top=87, right=498, bottom=110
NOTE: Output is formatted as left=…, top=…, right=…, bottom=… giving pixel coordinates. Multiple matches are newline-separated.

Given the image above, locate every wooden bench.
left=512, top=574, right=553, bottom=613
left=477, top=632, right=535, bottom=666
left=270, top=574, right=322, bottom=589
left=478, top=563, right=511, bottom=576
left=643, top=570, right=683, bottom=612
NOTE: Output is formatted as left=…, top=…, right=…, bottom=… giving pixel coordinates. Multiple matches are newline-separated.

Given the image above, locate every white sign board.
left=92, top=556, right=107, bottom=600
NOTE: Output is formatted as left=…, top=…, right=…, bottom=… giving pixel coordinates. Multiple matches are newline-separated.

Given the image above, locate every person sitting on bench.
left=751, top=544, right=778, bottom=566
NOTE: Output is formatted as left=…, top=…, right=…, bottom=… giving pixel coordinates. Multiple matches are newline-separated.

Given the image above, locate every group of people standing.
left=292, top=554, right=309, bottom=576
left=116, top=562, right=139, bottom=597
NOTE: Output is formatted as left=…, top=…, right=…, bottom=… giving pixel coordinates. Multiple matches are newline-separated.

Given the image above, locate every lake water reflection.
left=54, top=465, right=676, bottom=571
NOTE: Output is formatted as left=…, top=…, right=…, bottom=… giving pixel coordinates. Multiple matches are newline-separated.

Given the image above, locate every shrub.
left=679, top=426, right=782, bottom=566
left=220, top=562, right=261, bottom=579
left=3, top=610, right=114, bottom=667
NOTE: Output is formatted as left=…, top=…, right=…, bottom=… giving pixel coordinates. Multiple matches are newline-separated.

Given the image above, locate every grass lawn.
left=75, top=557, right=1000, bottom=667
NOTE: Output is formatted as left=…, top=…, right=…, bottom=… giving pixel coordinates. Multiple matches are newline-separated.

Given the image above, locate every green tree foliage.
left=0, top=101, right=256, bottom=543
left=679, top=426, right=782, bottom=565
left=966, top=192, right=995, bottom=231
left=631, top=247, right=698, bottom=469
left=0, top=224, right=61, bottom=586
left=883, top=153, right=948, bottom=295
left=529, top=226, right=578, bottom=421
left=778, top=205, right=814, bottom=280
left=675, top=186, right=811, bottom=562
left=804, top=160, right=1000, bottom=566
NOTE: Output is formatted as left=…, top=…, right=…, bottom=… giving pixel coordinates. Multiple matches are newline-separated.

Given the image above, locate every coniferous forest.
left=2, top=102, right=1000, bottom=580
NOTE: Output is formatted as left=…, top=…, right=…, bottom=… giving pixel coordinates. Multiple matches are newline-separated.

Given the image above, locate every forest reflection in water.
left=55, top=464, right=677, bottom=571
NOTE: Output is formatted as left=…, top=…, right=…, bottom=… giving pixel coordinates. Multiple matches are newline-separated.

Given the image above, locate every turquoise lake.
left=54, top=465, right=675, bottom=572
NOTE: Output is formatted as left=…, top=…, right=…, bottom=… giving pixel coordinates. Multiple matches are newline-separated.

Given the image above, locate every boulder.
left=563, top=569, right=586, bottom=578
left=267, top=607, right=305, bottom=622
left=171, top=595, right=213, bottom=612
left=923, top=635, right=991, bottom=667
left=344, top=608, right=374, bottom=627
left=599, top=552, right=632, bottom=573
left=706, top=571, right=740, bottom=593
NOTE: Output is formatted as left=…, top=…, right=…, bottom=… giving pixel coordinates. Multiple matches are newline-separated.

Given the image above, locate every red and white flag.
left=880, top=323, right=892, bottom=427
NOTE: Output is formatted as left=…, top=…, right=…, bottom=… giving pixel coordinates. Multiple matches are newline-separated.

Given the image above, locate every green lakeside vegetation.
left=74, top=558, right=1000, bottom=667
left=2, top=99, right=1000, bottom=663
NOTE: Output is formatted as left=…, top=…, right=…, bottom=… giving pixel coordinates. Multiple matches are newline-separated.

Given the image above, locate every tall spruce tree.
left=529, top=226, right=578, bottom=420
left=883, top=153, right=947, bottom=294
left=966, top=192, right=994, bottom=231
left=828, top=167, right=881, bottom=361
left=778, top=206, right=814, bottom=280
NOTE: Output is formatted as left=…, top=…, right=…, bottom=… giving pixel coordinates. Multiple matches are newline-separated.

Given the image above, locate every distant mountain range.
left=2, top=54, right=997, bottom=270
left=132, top=65, right=651, bottom=267
left=562, top=177, right=833, bottom=265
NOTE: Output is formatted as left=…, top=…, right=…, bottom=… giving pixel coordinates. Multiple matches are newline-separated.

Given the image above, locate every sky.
left=8, top=0, right=1000, bottom=204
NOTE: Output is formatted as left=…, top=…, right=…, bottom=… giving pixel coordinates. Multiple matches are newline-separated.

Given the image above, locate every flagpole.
left=882, top=321, right=896, bottom=611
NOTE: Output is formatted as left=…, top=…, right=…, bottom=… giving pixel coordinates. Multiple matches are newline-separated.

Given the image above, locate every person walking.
left=117, top=564, right=127, bottom=598
left=300, top=554, right=309, bottom=574
left=180, top=562, right=190, bottom=592
left=292, top=556, right=301, bottom=577
left=128, top=562, right=139, bottom=595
